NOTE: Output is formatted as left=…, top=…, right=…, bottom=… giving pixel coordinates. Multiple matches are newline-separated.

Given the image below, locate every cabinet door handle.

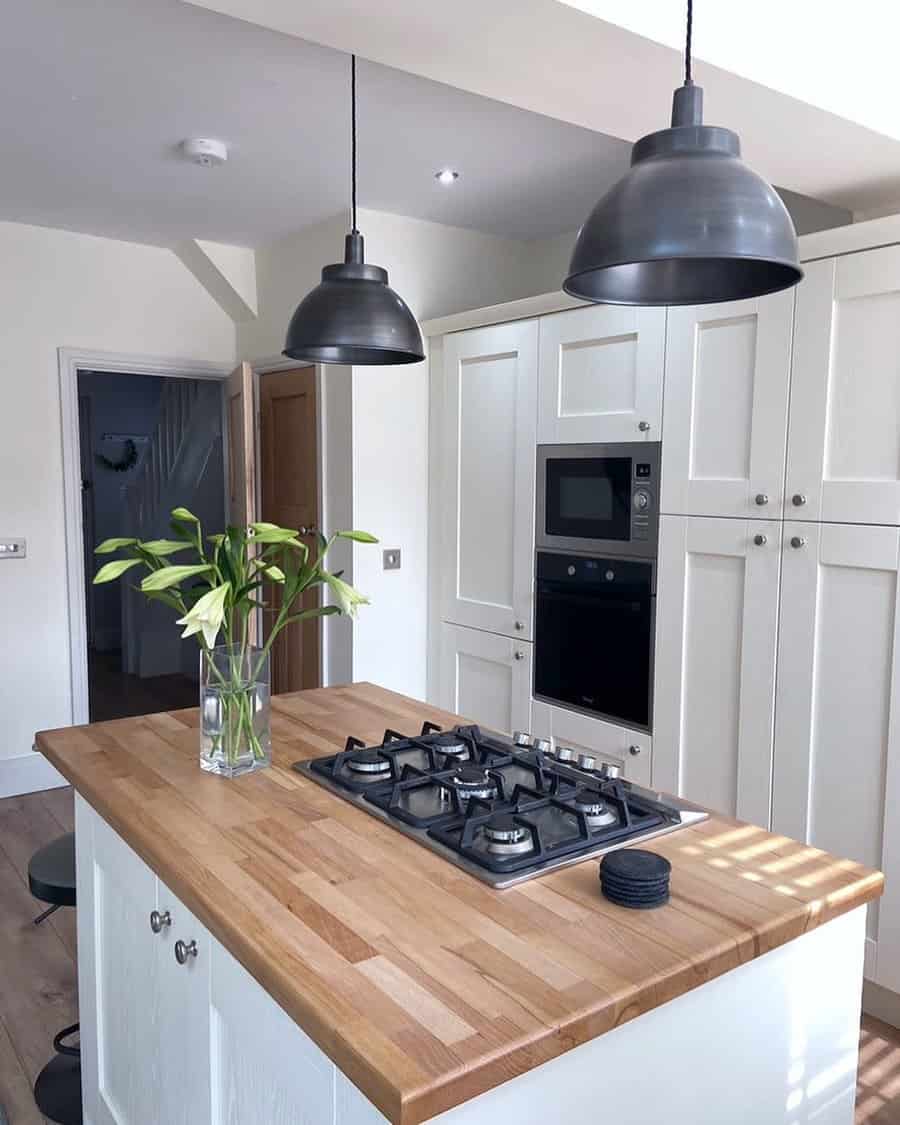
left=753, top=534, right=767, bottom=546
left=149, top=910, right=171, bottom=934
left=514, top=620, right=524, bottom=631
left=513, top=650, right=524, bottom=662
left=754, top=493, right=769, bottom=506
left=790, top=536, right=807, bottom=550
left=792, top=494, right=807, bottom=507
left=638, top=420, right=651, bottom=432
left=174, top=939, right=198, bottom=965
left=628, top=745, right=641, bottom=757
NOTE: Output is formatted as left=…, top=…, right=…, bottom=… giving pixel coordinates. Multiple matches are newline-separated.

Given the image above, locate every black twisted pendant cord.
left=684, top=0, right=693, bottom=85
left=351, top=54, right=358, bottom=234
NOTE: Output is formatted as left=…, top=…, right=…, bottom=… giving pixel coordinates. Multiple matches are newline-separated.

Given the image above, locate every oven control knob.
left=633, top=489, right=651, bottom=511
left=532, top=737, right=551, bottom=756
left=512, top=731, right=532, bottom=748
left=577, top=753, right=597, bottom=771
left=605, top=569, right=615, bottom=582
left=567, top=564, right=576, bottom=577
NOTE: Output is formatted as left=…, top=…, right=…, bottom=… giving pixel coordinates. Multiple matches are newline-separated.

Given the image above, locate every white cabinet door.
left=787, top=249, right=900, bottom=525
left=157, top=880, right=211, bottom=1125
left=538, top=304, right=665, bottom=444
left=442, top=320, right=538, bottom=639
left=530, top=700, right=652, bottom=787
left=76, top=800, right=165, bottom=1125
left=773, top=521, right=900, bottom=988
left=653, top=515, right=781, bottom=826
left=440, top=622, right=532, bottom=735
left=661, top=292, right=794, bottom=519
left=210, top=940, right=335, bottom=1125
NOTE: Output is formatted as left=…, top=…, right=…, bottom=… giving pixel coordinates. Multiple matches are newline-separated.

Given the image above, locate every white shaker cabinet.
left=787, top=248, right=900, bottom=526
left=439, top=622, right=532, bottom=735
left=531, top=700, right=652, bottom=788
left=653, top=515, right=781, bottom=827
left=441, top=320, right=538, bottom=639
left=661, top=292, right=794, bottom=519
left=773, top=521, right=900, bottom=989
left=538, top=304, right=665, bottom=444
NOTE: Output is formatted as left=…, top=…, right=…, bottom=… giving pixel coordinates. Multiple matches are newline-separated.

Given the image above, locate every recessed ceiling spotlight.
left=180, top=138, right=228, bottom=167
left=435, top=169, right=460, bottom=186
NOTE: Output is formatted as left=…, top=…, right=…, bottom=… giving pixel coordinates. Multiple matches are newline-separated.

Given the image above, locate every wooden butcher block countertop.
left=37, top=683, right=883, bottom=1125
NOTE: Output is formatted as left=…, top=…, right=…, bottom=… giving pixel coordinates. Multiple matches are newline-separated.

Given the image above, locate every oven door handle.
left=537, top=585, right=650, bottom=607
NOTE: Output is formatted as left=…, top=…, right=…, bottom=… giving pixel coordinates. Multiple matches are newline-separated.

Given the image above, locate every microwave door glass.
left=546, top=457, right=631, bottom=541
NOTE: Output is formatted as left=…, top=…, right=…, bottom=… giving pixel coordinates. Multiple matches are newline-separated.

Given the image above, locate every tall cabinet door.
left=442, top=321, right=538, bottom=639
left=653, top=515, right=781, bottom=827
left=439, top=622, right=532, bottom=735
left=537, top=305, right=666, bottom=444
left=773, top=522, right=900, bottom=988
left=76, top=800, right=165, bottom=1125
left=661, top=292, right=794, bottom=518
left=788, top=249, right=900, bottom=525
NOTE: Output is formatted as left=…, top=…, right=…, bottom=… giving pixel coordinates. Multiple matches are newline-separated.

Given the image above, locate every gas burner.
left=345, top=749, right=392, bottom=777
left=483, top=814, right=533, bottom=856
left=431, top=732, right=469, bottom=759
left=442, top=766, right=498, bottom=803
left=573, top=790, right=618, bottom=828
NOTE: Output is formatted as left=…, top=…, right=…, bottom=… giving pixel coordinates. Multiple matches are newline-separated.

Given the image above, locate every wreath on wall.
left=96, top=438, right=138, bottom=473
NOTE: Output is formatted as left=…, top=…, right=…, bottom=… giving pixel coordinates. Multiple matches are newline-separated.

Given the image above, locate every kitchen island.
left=37, top=683, right=883, bottom=1125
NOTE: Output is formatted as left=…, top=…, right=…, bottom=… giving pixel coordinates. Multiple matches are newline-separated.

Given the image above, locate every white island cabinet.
left=75, top=790, right=872, bottom=1125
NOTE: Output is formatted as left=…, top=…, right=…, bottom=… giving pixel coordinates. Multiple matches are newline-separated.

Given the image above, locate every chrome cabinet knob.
left=628, top=745, right=641, bottom=757
left=149, top=910, right=171, bottom=934
left=174, top=939, right=198, bottom=965
left=790, top=536, right=807, bottom=549
left=754, top=493, right=769, bottom=506
left=514, top=620, right=524, bottom=632
left=753, top=534, right=767, bottom=546
left=513, top=650, right=524, bottom=661
left=638, top=420, right=651, bottom=432
left=792, top=494, right=807, bottom=507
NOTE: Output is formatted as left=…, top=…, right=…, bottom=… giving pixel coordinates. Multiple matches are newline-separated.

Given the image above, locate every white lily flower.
left=176, top=583, right=230, bottom=648
left=324, top=574, right=370, bottom=618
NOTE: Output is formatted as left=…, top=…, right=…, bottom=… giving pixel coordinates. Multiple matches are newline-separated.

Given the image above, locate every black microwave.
left=536, top=442, right=661, bottom=559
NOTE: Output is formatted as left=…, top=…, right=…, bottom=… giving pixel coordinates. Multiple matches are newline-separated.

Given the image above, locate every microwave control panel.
left=632, top=461, right=655, bottom=542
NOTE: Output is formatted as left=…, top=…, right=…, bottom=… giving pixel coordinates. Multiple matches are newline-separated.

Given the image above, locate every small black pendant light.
left=284, top=56, right=425, bottom=364
left=564, top=0, right=803, bottom=306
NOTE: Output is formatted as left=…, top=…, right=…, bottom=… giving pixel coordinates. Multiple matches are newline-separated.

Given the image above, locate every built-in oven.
left=533, top=551, right=655, bottom=732
left=536, top=442, right=661, bottom=558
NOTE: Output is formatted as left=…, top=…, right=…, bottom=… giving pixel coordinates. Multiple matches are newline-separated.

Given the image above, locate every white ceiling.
left=188, top=0, right=900, bottom=218
left=0, top=0, right=643, bottom=248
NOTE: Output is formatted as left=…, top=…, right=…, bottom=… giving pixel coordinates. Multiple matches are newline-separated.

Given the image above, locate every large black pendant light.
left=284, top=56, right=425, bottom=364
left=564, top=0, right=803, bottom=306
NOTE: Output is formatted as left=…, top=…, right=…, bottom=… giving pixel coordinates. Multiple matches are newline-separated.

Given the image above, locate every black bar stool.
left=29, top=832, right=82, bottom=1125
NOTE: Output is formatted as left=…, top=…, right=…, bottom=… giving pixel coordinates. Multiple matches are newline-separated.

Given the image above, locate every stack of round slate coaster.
left=599, top=849, right=671, bottom=909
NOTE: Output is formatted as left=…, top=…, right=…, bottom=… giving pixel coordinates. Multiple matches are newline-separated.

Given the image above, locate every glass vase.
left=200, top=644, right=271, bottom=778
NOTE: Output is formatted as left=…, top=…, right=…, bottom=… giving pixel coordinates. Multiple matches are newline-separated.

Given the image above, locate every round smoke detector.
left=180, top=138, right=228, bottom=167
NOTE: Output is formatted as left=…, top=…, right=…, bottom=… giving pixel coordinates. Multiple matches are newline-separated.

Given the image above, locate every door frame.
left=59, top=347, right=232, bottom=725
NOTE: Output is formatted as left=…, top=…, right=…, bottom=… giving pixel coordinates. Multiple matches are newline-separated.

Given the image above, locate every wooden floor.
left=87, top=647, right=196, bottom=723
left=0, top=787, right=897, bottom=1124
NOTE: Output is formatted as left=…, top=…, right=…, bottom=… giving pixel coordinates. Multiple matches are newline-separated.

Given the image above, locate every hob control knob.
left=577, top=753, right=597, bottom=771
left=600, top=762, right=622, bottom=779
left=533, top=737, right=551, bottom=756
left=556, top=746, right=576, bottom=763
left=512, top=731, right=532, bottom=748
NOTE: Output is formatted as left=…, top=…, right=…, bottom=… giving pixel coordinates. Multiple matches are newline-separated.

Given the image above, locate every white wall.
left=0, top=221, right=235, bottom=792
left=239, top=208, right=570, bottom=700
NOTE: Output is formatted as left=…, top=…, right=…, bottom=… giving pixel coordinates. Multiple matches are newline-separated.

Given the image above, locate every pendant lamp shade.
left=565, top=8, right=802, bottom=306
left=284, top=233, right=424, bottom=364
left=283, top=57, right=424, bottom=365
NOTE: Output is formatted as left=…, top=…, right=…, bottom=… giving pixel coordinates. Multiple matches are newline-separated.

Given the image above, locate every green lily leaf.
left=142, top=588, right=185, bottom=611
left=95, top=537, right=139, bottom=555
left=141, top=564, right=212, bottom=592
left=171, top=507, right=199, bottom=523
left=335, top=529, right=379, bottom=544
left=139, top=539, right=195, bottom=557
left=248, top=525, right=300, bottom=544
left=94, top=558, right=143, bottom=584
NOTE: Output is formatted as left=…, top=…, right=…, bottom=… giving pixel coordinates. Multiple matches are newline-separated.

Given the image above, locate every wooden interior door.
left=260, top=367, right=320, bottom=694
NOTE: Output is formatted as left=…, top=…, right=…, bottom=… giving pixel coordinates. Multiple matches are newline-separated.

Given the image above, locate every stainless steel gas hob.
left=293, top=723, right=708, bottom=888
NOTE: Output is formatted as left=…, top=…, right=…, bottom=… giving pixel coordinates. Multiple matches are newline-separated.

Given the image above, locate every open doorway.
left=259, top=366, right=321, bottom=693
left=77, top=370, right=226, bottom=721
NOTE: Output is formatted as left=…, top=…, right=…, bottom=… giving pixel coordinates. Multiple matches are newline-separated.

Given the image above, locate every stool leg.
left=34, top=903, right=60, bottom=925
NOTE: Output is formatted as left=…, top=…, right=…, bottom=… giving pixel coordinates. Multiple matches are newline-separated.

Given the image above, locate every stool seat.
left=28, top=833, right=76, bottom=908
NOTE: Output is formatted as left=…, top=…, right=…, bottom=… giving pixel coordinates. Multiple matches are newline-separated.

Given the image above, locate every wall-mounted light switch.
left=0, top=539, right=26, bottom=559
left=383, top=548, right=401, bottom=571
